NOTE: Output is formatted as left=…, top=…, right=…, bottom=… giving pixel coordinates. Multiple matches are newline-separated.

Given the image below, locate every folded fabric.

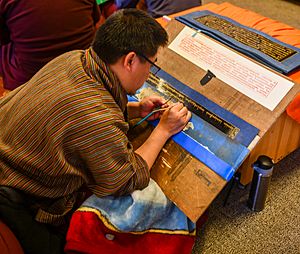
left=287, top=93, right=300, bottom=123
left=65, top=179, right=196, bottom=254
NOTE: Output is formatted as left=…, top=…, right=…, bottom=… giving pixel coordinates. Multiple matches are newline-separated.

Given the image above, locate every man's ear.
left=123, top=52, right=137, bottom=72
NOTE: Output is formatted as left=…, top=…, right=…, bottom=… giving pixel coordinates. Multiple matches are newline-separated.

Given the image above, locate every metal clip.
left=200, top=70, right=216, bottom=86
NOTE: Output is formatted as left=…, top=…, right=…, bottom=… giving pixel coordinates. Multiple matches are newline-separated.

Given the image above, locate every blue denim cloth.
left=115, top=0, right=201, bottom=17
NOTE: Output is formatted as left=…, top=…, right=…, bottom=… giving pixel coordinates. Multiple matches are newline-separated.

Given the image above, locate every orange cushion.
left=286, top=93, right=300, bottom=123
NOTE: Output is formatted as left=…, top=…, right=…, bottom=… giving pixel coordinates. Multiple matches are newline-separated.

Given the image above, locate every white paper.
left=168, top=26, right=294, bottom=111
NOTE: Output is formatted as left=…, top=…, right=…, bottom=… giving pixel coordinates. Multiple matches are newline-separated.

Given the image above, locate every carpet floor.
left=192, top=149, right=300, bottom=254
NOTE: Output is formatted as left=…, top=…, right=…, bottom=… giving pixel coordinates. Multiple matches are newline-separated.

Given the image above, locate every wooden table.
left=130, top=3, right=300, bottom=222
left=155, top=3, right=300, bottom=187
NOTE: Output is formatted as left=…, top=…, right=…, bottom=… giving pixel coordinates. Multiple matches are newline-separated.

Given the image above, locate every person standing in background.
left=0, top=0, right=100, bottom=90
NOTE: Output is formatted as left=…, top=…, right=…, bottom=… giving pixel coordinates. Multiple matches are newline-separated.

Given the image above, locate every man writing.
left=0, top=9, right=191, bottom=253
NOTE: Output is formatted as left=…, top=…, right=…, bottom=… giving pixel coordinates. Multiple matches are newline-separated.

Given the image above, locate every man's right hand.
left=157, top=102, right=191, bottom=138
left=135, top=102, right=191, bottom=170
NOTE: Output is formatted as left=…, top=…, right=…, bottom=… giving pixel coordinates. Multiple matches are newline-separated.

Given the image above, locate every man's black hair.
left=92, top=9, right=168, bottom=64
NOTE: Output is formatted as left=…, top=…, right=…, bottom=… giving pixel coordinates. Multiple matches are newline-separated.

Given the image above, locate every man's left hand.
left=139, top=96, right=167, bottom=120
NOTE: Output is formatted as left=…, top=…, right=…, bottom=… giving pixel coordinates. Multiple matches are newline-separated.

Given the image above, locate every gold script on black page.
left=194, top=15, right=296, bottom=62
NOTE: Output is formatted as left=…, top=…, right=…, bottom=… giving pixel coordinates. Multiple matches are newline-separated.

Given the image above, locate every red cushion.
left=0, top=220, right=24, bottom=254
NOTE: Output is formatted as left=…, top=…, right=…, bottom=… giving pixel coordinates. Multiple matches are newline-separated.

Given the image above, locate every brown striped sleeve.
left=0, top=50, right=150, bottom=202
left=60, top=90, right=151, bottom=196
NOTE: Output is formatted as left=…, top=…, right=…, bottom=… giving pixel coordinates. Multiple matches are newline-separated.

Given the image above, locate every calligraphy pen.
left=132, top=98, right=172, bottom=129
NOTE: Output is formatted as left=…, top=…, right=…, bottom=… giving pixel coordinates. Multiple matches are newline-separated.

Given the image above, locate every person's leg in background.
left=97, top=0, right=118, bottom=27
left=98, top=0, right=148, bottom=24
left=137, top=0, right=147, bottom=11
left=115, top=0, right=139, bottom=9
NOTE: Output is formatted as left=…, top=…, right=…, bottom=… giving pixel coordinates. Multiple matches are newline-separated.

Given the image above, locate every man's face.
left=127, top=54, right=158, bottom=95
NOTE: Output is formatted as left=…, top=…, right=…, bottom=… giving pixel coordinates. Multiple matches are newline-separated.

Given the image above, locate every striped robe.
left=0, top=48, right=150, bottom=226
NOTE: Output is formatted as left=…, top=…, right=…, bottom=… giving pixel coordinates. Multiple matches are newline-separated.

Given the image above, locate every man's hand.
left=127, top=96, right=168, bottom=120
left=138, top=96, right=167, bottom=120
left=157, top=102, right=191, bottom=137
left=135, top=102, right=191, bottom=169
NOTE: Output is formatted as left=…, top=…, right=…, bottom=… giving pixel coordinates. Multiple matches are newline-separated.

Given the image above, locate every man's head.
left=92, top=9, right=168, bottom=94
